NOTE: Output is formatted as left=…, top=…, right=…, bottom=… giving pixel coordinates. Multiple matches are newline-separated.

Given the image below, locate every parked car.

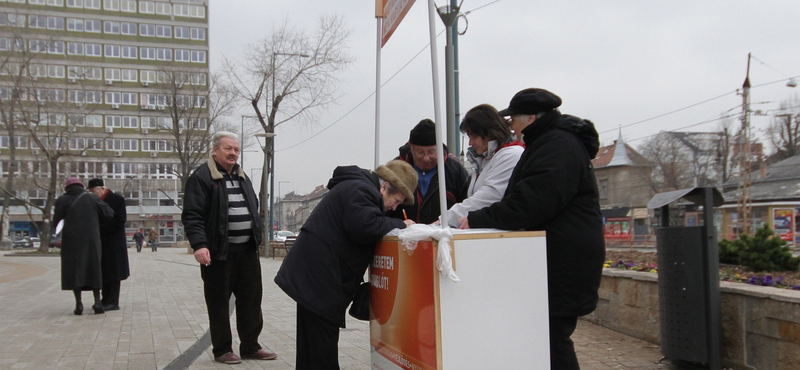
left=49, top=236, right=61, bottom=248
left=12, top=237, right=33, bottom=248
left=30, top=237, right=41, bottom=249
left=275, top=230, right=295, bottom=242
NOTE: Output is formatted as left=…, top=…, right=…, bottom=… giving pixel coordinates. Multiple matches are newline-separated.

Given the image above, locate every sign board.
left=772, top=208, right=794, bottom=242
left=378, top=0, right=416, bottom=47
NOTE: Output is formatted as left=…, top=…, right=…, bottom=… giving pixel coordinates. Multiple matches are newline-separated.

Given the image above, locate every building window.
left=105, top=68, right=120, bottom=81
left=155, top=25, right=171, bottom=38
left=86, top=114, right=102, bottom=127
left=103, top=0, right=119, bottom=11
left=106, top=138, right=122, bottom=150
left=104, top=21, right=120, bottom=34
left=122, top=116, right=138, bottom=128
left=155, top=2, right=170, bottom=15
left=175, top=49, right=190, bottom=62
left=599, top=179, right=608, bottom=200
left=189, top=5, right=205, bottom=18
left=104, top=44, right=120, bottom=58
left=121, top=69, right=137, bottom=82
left=67, top=18, right=83, bottom=31
left=122, top=139, right=137, bottom=151
left=85, top=19, right=101, bottom=33
left=191, top=50, right=206, bottom=63
left=139, top=24, right=155, bottom=37
left=105, top=92, right=121, bottom=105
left=156, top=48, right=171, bottom=61
left=106, top=115, right=121, bottom=128
left=121, top=45, right=136, bottom=59
left=121, top=92, right=136, bottom=105
left=28, top=15, right=47, bottom=29
left=67, top=0, right=84, bottom=8
left=173, top=4, right=189, bottom=17
left=119, top=0, right=135, bottom=12
left=85, top=90, right=102, bottom=103
left=85, top=43, right=102, bottom=57
left=190, top=27, right=206, bottom=40
left=140, top=47, right=155, bottom=60
left=139, top=0, right=154, bottom=14
left=174, top=26, right=189, bottom=39
left=47, top=65, right=64, bottom=78
left=47, top=17, right=64, bottom=30
left=48, top=0, right=65, bottom=5
left=67, top=42, right=84, bottom=55
left=84, top=0, right=100, bottom=9
left=48, top=41, right=65, bottom=54
left=120, top=21, right=136, bottom=35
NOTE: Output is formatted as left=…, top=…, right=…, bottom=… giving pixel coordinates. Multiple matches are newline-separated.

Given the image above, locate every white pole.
left=375, top=18, right=382, bottom=169
left=427, top=0, right=447, bottom=228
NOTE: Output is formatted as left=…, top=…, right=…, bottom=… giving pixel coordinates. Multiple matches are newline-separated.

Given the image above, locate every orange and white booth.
left=369, top=229, right=550, bottom=369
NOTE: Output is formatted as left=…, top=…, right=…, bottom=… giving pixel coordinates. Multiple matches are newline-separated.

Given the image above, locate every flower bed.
left=605, top=250, right=800, bottom=290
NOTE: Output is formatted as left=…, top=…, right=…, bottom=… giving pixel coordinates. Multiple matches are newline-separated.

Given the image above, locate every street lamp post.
left=277, top=181, right=290, bottom=230
left=254, top=132, right=276, bottom=245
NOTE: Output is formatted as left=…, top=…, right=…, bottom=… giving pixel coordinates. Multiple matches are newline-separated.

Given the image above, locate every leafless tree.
left=638, top=132, right=695, bottom=192
left=221, top=14, right=352, bottom=237
left=766, top=96, right=800, bottom=162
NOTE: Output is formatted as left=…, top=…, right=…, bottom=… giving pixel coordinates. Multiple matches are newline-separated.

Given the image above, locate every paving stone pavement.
left=0, top=248, right=676, bottom=370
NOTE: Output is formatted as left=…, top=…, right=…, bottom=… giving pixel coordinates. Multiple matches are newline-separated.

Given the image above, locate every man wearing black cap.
left=88, top=178, right=130, bottom=311
left=391, top=118, right=470, bottom=224
left=459, top=88, right=605, bottom=370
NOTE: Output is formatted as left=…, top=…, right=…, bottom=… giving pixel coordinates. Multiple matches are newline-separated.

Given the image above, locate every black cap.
left=497, top=88, right=562, bottom=116
left=87, top=178, right=104, bottom=189
left=408, top=119, right=437, bottom=146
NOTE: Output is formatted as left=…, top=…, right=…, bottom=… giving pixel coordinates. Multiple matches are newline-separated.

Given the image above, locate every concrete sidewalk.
left=0, top=248, right=673, bottom=370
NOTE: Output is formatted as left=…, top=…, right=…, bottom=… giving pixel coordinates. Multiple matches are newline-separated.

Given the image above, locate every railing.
left=604, top=234, right=657, bottom=250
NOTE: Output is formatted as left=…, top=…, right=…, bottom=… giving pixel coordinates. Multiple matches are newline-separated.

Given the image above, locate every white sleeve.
left=446, top=146, right=523, bottom=227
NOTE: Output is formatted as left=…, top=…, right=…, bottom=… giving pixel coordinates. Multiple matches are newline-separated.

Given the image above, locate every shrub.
left=719, top=226, right=800, bottom=272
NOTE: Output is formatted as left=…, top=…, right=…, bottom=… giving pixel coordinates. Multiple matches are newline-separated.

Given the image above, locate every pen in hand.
left=402, top=209, right=408, bottom=220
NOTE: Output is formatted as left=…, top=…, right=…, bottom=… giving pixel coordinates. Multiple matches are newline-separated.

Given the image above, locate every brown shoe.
left=242, top=348, right=277, bottom=360
left=214, top=352, right=242, bottom=364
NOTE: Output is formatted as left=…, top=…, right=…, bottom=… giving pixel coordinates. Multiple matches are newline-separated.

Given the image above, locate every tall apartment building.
left=0, top=0, right=210, bottom=245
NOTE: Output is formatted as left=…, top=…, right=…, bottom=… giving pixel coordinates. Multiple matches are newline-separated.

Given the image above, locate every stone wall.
left=584, top=269, right=800, bottom=370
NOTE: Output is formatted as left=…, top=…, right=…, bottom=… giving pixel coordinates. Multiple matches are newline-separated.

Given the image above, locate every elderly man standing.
left=88, top=178, right=130, bottom=312
left=182, top=131, right=277, bottom=365
left=459, top=88, right=605, bottom=370
left=391, top=118, right=470, bottom=224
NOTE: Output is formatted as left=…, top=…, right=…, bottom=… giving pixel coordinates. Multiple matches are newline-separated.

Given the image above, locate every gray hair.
left=378, top=179, right=401, bottom=195
left=211, top=131, right=240, bottom=148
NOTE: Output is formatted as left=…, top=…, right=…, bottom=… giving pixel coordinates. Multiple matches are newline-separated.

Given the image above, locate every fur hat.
left=87, top=178, right=104, bottom=189
left=64, top=177, right=85, bottom=190
left=408, top=119, right=437, bottom=146
left=375, top=160, right=418, bottom=205
left=497, top=88, right=562, bottom=116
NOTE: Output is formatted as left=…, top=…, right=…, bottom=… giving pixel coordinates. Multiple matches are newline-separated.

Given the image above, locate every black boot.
left=73, top=290, right=83, bottom=315
left=91, top=289, right=104, bottom=314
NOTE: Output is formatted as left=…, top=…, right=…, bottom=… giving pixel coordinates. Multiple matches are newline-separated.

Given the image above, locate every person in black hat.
left=459, top=88, right=605, bottom=370
left=88, top=178, right=130, bottom=312
left=390, top=118, right=470, bottom=224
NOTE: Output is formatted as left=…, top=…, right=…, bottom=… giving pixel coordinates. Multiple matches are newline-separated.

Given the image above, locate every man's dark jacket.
left=390, top=144, right=469, bottom=224
left=182, top=157, right=262, bottom=261
left=467, top=110, right=605, bottom=318
left=275, top=166, right=406, bottom=327
left=99, top=190, right=130, bottom=283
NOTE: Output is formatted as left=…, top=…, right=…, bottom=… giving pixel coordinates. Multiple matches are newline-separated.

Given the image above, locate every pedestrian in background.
left=133, top=230, right=144, bottom=253
left=88, top=178, right=130, bottom=312
left=148, top=227, right=158, bottom=252
left=275, top=160, right=417, bottom=370
left=53, top=177, right=114, bottom=315
left=459, top=88, right=605, bottom=370
left=182, top=131, right=277, bottom=365
left=445, top=104, right=524, bottom=227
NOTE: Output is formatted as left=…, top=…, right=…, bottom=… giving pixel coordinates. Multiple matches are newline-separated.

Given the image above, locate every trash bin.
left=647, top=187, right=723, bottom=370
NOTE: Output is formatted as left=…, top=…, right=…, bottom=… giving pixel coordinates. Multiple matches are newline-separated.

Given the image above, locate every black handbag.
left=348, top=282, right=370, bottom=321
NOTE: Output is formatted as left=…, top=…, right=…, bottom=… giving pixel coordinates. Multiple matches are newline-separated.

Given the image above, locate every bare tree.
left=715, top=117, right=736, bottom=186
left=149, top=67, right=235, bottom=196
left=222, top=14, right=352, bottom=239
left=767, top=96, right=800, bottom=162
left=638, top=132, right=695, bottom=192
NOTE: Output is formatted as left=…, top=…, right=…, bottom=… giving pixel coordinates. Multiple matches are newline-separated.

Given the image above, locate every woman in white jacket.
left=446, top=104, right=524, bottom=227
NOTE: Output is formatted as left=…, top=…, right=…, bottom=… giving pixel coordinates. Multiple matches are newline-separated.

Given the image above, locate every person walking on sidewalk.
left=459, top=88, right=605, bottom=370
left=147, top=227, right=158, bottom=252
left=132, top=230, right=144, bottom=253
left=88, top=178, right=130, bottom=312
left=53, top=177, right=114, bottom=315
left=182, top=131, right=277, bottom=365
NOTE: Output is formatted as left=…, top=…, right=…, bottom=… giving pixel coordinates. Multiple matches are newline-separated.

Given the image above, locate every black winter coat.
left=467, top=111, right=605, bottom=318
left=274, top=166, right=406, bottom=327
left=389, top=144, right=470, bottom=224
left=182, top=158, right=262, bottom=261
left=99, top=190, right=130, bottom=283
left=54, top=185, right=114, bottom=291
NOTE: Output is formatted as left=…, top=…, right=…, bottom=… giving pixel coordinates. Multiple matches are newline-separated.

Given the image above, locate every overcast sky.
left=209, top=0, right=800, bottom=196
